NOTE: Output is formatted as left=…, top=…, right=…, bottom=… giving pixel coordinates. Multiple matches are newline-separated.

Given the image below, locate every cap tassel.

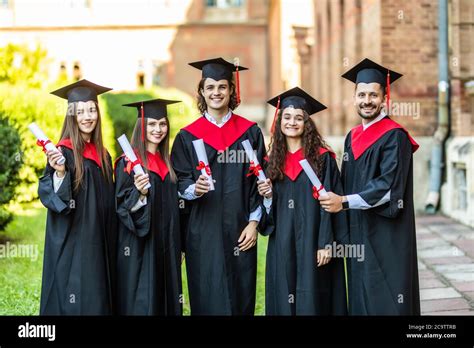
left=386, top=70, right=390, bottom=115
left=141, top=102, right=145, bottom=143
left=270, top=96, right=281, bottom=134
left=235, top=64, right=241, bottom=105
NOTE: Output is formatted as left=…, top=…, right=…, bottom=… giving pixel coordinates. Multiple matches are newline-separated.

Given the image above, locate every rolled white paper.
left=241, top=140, right=272, bottom=194
left=117, top=134, right=151, bottom=189
left=28, top=122, right=66, bottom=165
left=192, top=139, right=215, bottom=191
left=299, top=159, right=328, bottom=197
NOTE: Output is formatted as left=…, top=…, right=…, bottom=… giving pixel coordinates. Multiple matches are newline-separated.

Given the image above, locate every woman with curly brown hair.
left=257, top=87, right=348, bottom=315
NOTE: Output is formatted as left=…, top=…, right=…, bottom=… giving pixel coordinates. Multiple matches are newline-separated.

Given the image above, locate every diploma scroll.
left=28, top=122, right=66, bottom=165
left=117, top=134, right=151, bottom=189
left=241, top=139, right=270, bottom=192
left=192, top=139, right=215, bottom=191
left=299, top=159, right=328, bottom=198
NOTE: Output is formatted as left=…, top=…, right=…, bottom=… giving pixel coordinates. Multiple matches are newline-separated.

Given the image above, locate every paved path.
left=416, top=215, right=474, bottom=315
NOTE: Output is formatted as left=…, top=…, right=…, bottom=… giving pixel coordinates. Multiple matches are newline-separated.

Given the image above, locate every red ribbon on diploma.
left=312, top=185, right=325, bottom=200
left=36, top=139, right=51, bottom=153
left=196, top=161, right=211, bottom=175
left=246, top=161, right=262, bottom=177
left=124, top=156, right=141, bottom=175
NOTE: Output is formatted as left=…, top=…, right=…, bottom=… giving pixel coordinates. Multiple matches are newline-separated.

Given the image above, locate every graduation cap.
left=267, top=87, right=327, bottom=134
left=50, top=79, right=112, bottom=103
left=123, top=98, right=181, bottom=142
left=189, top=57, right=248, bottom=104
left=341, top=58, right=403, bottom=112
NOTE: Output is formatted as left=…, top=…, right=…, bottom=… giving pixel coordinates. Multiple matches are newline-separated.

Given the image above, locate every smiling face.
left=354, top=82, right=386, bottom=120
left=146, top=117, right=168, bottom=146
left=280, top=107, right=305, bottom=139
left=75, top=100, right=98, bottom=136
left=200, top=78, right=232, bottom=113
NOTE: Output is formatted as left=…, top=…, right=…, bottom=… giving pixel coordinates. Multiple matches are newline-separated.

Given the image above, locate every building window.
left=152, top=60, right=165, bottom=87
left=72, top=61, right=82, bottom=81
left=58, top=62, right=68, bottom=81
left=206, top=0, right=243, bottom=8
left=204, top=0, right=246, bottom=22
left=65, top=0, right=90, bottom=8
left=137, top=72, right=145, bottom=88
left=0, top=0, right=10, bottom=9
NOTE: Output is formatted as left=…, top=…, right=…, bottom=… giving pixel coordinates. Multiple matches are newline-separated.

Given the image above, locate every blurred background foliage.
left=0, top=43, right=198, bottom=227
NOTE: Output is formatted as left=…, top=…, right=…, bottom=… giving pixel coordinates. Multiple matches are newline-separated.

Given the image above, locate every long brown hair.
left=130, top=117, right=177, bottom=183
left=59, top=101, right=112, bottom=192
left=267, top=109, right=329, bottom=181
left=196, top=77, right=239, bottom=114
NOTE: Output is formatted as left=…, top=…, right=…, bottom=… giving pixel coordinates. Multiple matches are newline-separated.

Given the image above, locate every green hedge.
left=0, top=114, right=22, bottom=231
left=100, top=86, right=199, bottom=158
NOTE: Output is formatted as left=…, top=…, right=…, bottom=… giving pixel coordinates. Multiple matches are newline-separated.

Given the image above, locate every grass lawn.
left=0, top=201, right=45, bottom=315
left=0, top=201, right=269, bottom=315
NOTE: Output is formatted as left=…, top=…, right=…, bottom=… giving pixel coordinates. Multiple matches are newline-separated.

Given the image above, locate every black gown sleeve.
left=115, top=158, right=150, bottom=237
left=247, top=126, right=266, bottom=218
left=257, top=154, right=275, bottom=236
left=38, top=147, right=73, bottom=214
left=257, top=190, right=277, bottom=237
left=322, top=153, right=349, bottom=314
left=325, top=154, right=350, bottom=245
left=170, top=131, right=197, bottom=196
left=372, top=130, right=413, bottom=219
left=317, top=153, right=338, bottom=249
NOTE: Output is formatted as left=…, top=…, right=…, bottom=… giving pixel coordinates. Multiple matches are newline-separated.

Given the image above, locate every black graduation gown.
left=171, top=113, right=265, bottom=315
left=341, top=116, right=420, bottom=315
left=38, top=142, right=116, bottom=315
left=259, top=149, right=348, bottom=315
left=115, top=154, right=182, bottom=315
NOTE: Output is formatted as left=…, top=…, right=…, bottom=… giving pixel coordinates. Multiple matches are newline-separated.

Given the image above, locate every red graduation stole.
left=182, top=113, right=256, bottom=152
left=283, top=147, right=335, bottom=181
left=146, top=151, right=169, bottom=181
left=350, top=117, right=419, bottom=160
left=57, top=138, right=102, bottom=167
left=115, top=151, right=169, bottom=181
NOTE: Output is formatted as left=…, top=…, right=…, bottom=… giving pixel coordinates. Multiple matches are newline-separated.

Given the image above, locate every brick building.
left=0, top=0, right=270, bottom=121
left=267, top=0, right=473, bottom=225
left=0, top=0, right=472, bottom=225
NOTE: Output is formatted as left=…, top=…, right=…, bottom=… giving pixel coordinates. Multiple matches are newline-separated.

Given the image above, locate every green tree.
left=0, top=43, right=49, bottom=88
left=0, top=113, right=22, bottom=231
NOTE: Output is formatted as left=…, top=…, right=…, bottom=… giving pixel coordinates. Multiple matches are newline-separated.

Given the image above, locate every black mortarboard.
left=189, top=57, right=248, bottom=81
left=341, top=58, right=403, bottom=86
left=267, top=87, right=327, bottom=115
left=50, top=79, right=112, bottom=103
left=123, top=98, right=181, bottom=142
left=267, top=87, right=327, bottom=134
left=342, top=58, right=403, bottom=112
left=189, top=57, right=248, bottom=104
left=123, top=98, right=181, bottom=120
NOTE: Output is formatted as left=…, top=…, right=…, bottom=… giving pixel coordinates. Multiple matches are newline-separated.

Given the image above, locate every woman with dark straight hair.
left=114, top=98, right=182, bottom=315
